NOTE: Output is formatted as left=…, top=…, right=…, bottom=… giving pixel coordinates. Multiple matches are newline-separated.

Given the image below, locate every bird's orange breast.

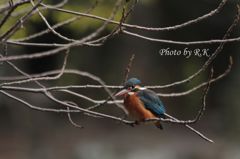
left=124, top=94, right=156, bottom=121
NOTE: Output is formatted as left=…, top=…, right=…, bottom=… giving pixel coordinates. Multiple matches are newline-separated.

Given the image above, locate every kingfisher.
left=115, top=78, right=166, bottom=129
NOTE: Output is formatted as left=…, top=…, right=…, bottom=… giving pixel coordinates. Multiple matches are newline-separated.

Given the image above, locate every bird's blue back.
left=137, top=89, right=165, bottom=118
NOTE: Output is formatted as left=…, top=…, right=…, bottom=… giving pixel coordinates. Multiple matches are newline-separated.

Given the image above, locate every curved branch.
left=40, top=0, right=228, bottom=32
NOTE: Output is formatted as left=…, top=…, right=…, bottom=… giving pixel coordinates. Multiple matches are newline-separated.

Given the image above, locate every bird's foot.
left=128, top=120, right=140, bottom=127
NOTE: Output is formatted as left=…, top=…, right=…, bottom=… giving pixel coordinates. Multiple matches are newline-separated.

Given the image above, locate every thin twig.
left=66, top=102, right=84, bottom=128
left=124, top=54, right=135, bottom=83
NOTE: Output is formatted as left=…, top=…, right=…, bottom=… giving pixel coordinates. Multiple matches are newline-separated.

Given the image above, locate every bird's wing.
left=137, top=89, right=165, bottom=117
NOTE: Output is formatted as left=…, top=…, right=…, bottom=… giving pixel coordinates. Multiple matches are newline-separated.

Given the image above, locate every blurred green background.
left=0, top=0, right=240, bottom=159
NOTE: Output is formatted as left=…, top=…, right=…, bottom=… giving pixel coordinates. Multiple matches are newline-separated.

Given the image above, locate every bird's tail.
left=155, top=114, right=166, bottom=130
left=155, top=121, right=163, bottom=130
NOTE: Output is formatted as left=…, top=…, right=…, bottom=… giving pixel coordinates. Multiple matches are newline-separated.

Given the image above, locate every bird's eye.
left=131, top=85, right=135, bottom=89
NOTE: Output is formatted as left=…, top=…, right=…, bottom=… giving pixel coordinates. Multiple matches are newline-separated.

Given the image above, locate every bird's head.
left=115, top=78, right=143, bottom=97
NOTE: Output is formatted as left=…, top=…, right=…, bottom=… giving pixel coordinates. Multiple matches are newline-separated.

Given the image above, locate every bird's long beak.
left=115, top=89, right=129, bottom=97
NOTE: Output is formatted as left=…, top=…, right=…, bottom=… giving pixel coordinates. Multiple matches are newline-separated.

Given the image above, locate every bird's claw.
left=128, top=120, right=140, bottom=127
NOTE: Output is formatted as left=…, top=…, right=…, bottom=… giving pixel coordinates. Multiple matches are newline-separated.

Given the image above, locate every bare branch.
left=40, top=0, right=228, bottom=32
left=0, top=55, right=232, bottom=96
left=0, top=49, right=69, bottom=86
left=11, top=1, right=98, bottom=42
left=29, top=0, right=76, bottom=42
left=66, top=102, right=84, bottom=128
left=122, top=30, right=240, bottom=45
left=0, top=90, right=79, bottom=113
left=0, top=1, right=19, bottom=29
left=0, top=0, right=30, bottom=14
left=156, top=56, right=233, bottom=97
left=0, top=0, right=43, bottom=41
